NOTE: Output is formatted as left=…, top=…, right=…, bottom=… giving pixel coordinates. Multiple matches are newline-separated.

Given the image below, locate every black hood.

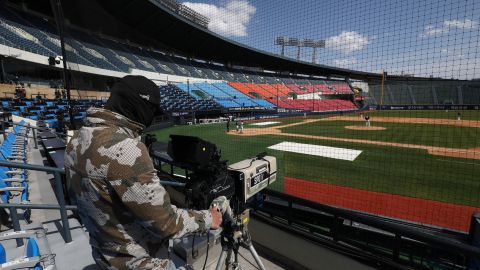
left=105, top=75, right=162, bottom=127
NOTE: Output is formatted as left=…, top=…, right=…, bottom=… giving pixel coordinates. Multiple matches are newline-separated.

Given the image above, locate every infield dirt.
left=228, top=116, right=480, bottom=159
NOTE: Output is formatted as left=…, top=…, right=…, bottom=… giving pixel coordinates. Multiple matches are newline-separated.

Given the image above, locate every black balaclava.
left=105, top=75, right=162, bottom=127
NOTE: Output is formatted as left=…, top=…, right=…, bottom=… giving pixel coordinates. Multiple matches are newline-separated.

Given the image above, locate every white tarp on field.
left=250, top=121, right=280, bottom=126
left=268, top=141, right=362, bottom=161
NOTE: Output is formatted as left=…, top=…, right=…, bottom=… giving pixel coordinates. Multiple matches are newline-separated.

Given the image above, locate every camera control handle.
left=210, top=196, right=233, bottom=222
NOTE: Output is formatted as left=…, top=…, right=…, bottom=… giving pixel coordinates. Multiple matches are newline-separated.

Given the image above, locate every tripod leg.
left=215, top=249, right=228, bottom=270
left=248, top=244, right=266, bottom=270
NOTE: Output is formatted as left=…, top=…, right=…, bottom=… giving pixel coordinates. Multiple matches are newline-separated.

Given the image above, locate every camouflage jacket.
left=65, top=108, right=212, bottom=270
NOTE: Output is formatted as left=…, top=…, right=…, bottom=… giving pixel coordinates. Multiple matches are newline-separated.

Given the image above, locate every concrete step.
left=43, top=217, right=99, bottom=270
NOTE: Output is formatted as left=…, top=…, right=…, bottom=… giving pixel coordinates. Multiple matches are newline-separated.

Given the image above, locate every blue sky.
left=183, top=0, right=480, bottom=79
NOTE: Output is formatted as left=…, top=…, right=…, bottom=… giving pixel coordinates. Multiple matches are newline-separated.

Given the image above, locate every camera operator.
left=65, top=75, right=222, bottom=270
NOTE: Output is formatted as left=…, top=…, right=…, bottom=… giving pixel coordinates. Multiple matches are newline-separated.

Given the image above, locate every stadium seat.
left=0, top=122, right=31, bottom=223
left=0, top=228, right=54, bottom=270
left=0, top=7, right=362, bottom=87
left=0, top=243, right=5, bottom=264
left=26, top=238, right=41, bottom=270
left=160, top=85, right=221, bottom=112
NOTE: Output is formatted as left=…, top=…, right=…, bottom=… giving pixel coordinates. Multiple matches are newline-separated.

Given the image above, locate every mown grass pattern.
left=152, top=110, right=480, bottom=207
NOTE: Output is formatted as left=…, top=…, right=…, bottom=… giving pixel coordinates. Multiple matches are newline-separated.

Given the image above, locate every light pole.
left=275, top=37, right=325, bottom=63
left=275, top=79, right=280, bottom=113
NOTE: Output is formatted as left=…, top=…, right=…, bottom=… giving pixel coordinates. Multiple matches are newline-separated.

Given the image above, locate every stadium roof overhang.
left=11, top=0, right=384, bottom=80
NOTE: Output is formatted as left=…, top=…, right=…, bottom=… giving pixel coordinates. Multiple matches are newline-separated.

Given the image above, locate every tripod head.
left=210, top=196, right=252, bottom=247
left=211, top=196, right=265, bottom=270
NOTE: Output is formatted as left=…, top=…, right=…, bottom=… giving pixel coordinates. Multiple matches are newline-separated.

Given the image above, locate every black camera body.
left=185, top=161, right=235, bottom=210
left=148, top=135, right=276, bottom=213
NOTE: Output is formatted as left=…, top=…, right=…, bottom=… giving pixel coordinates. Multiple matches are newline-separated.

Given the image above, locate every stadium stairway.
left=0, top=121, right=97, bottom=270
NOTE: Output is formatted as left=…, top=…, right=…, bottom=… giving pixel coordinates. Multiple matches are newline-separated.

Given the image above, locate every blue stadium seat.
left=159, top=85, right=220, bottom=112
left=253, top=99, right=274, bottom=107
left=26, top=238, right=42, bottom=270
left=195, top=83, right=231, bottom=99
left=217, top=100, right=240, bottom=108
left=0, top=244, right=5, bottom=264
left=0, top=229, right=52, bottom=270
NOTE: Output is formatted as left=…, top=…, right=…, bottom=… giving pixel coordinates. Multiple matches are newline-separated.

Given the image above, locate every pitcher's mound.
left=345, top=125, right=386, bottom=131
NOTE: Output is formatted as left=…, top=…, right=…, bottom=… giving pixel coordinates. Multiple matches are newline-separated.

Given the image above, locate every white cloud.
left=325, top=31, right=369, bottom=53
left=444, top=19, right=478, bottom=29
left=423, top=25, right=448, bottom=37
left=373, top=50, right=480, bottom=80
left=334, top=58, right=357, bottom=67
left=183, top=0, right=256, bottom=37
left=421, top=19, right=479, bottom=37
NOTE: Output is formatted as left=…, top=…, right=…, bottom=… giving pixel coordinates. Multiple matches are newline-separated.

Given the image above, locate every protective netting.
left=153, top=0, right=480, bottom=233
left=0, top=0, right=479, bottom=233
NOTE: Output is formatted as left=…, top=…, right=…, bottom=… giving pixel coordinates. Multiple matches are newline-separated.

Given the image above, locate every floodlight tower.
left=304, top=39, right=326, bottom=64
left=275, top=37, right=325, bottom=63
left=275, top=37, right=286, bottom=57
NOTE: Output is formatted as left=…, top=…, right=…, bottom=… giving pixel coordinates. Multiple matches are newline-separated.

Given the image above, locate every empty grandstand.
left=0, top=4, right=360, bottom=116
left=0, top=1, right=479, bottom=270
left=365, top=80, right=480, bottom=106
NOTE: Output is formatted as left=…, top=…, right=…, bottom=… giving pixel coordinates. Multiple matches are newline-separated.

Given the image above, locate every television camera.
left=147, top=134, right=277, bottom=213
left=146, top=134, right=277, bottom=269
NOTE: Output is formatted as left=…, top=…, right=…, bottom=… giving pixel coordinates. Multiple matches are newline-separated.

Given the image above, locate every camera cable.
left=227, top=157, right=255, bottom=171
left=238, top=251, right=260, bottom=270
left=191, top=234, right=198, bottom=259
left=202, top=231, right=210, bottom=270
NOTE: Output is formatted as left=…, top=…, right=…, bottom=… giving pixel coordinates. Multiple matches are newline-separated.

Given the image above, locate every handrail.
left=0, top=160, right=64, bottom=173
left=1, top=120, right=38, bottom=153
left=0, top=203, right=76, bottom=210
left=0, top=160, right=72, bottom=245
left=1, top=120, right=72, bottom=138
left=262, top=189, right=480, bottom=258
left=0, top=159, right=180, bottom=246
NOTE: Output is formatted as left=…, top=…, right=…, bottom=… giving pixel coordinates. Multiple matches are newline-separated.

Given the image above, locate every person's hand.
left=209, top=207, right=222, bottom=230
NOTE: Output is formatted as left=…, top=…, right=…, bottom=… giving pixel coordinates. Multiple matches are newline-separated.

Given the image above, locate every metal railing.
left=1, top=120, right=71, bottom=146
left=256, top=189, right=480, bottom=269
left=0, top=161, right=75, bottom=247
left=1, top=121, right=38, bottom=148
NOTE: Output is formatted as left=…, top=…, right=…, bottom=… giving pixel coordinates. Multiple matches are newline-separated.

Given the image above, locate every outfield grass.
left=281, top=120, right=480, bottom=148
left=247, top=110, right=480, bottom=129
left=152, top=110, right=480, bottom=207
left=152, top=123, right=288, bottom=191
left=367, top=110, right=480, bottom=120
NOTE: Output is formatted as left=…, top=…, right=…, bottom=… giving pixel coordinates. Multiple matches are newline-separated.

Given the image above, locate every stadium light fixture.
left=275, top=36, right=325, bottom=63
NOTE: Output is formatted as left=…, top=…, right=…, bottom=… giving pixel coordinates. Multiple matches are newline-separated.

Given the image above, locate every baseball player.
left=364, top=115, right=371, bottom=127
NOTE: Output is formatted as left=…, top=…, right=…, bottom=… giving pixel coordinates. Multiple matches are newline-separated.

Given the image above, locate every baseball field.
left=152, top=110, right=480, bottom=232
